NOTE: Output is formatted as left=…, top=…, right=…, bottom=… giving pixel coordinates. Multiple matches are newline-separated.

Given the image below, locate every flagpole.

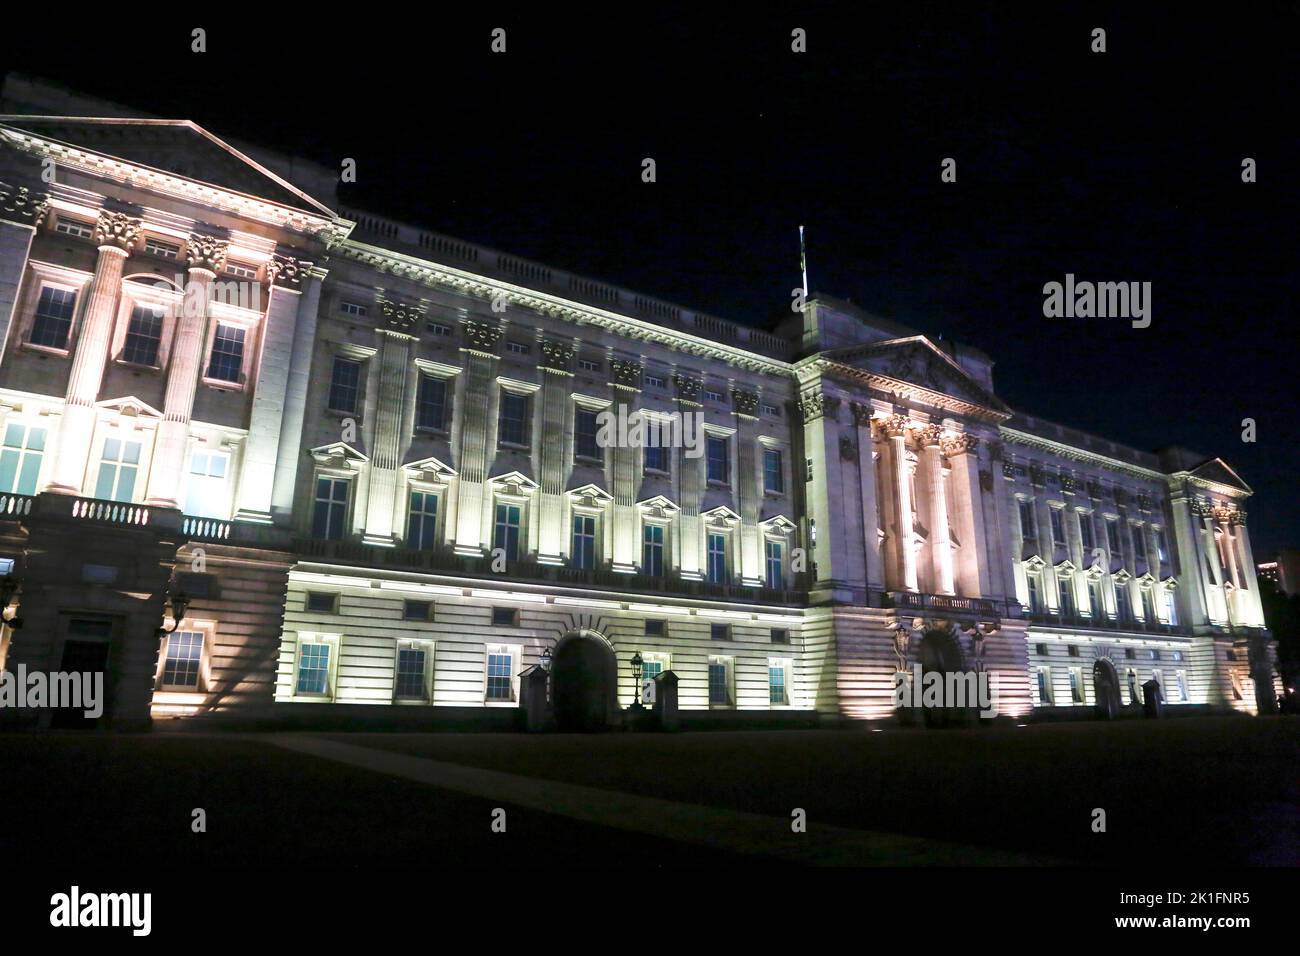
left=799, top=224, right=809, bottom=300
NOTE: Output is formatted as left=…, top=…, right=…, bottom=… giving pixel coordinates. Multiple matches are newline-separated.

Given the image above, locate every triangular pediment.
left=310, top=441, right=368, bottom=465
left=1188, top=457, right=1252, bottom=494
left=488, top=470, right=538, bottom=494
left=637, top=494, right=680, bottom=515
left=0, top=117, right=334, bottom=216
left=402, top=455, right=457, bottom=481
left=567, top=482, right=613, bottom=504
left=760, top=513, right=798, bottom=534
left=818, top=336, right=1010, bottom=417
left=95, top=395, right=162, bottom=419
left=702, top=505, right=741, bottom=525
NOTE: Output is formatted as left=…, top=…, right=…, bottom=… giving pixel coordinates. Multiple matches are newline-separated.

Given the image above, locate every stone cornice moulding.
left=1000, top=427, right=1167, bottom=483
left=339, top=240, right=790, bottom=375
left=0, top=124, right=349, bottom=246
left=799, top=356, right=1010, bottom=424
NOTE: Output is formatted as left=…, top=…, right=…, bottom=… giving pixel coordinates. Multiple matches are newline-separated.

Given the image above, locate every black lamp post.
left=158, top=588, right=190, bottom=635
left=631, top=651, right=644, bottom=706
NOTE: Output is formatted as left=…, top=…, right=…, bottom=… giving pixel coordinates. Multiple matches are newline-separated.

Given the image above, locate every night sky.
left=4, top=2, right=1297, bottom=552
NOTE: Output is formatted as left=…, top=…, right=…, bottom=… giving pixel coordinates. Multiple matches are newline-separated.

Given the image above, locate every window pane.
left=296, top=643, right=331, bottom=694
left=207, top=326, right=245, bottom=382
left=31, top=287, right=76, bottom=348
left=417, top=376, right=446, bottom=429
left=163, top=632, right=203, bottom=687
left=328, top=358, right=360, bottom=412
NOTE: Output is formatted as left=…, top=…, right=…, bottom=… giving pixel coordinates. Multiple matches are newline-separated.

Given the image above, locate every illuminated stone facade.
left=0, top=104, right=1279, bottom=728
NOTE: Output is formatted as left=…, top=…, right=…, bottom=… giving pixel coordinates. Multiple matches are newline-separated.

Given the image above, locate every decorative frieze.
left=378, top=296, right=425, bottom=334
left=798, top=392, right=840, bottom=423
left=731, top=389, right=759, bottom=417
left=267, top=253, right=313, bottom=290
left=674, top=374, right=703, bottom=405
left=185, top=232, right=228, bottom=273
left=95, top=211, right=142, bottom=254
left=540, top=338, right=574, bottom=372
left=941, top=434, right=979, bottom=457
left=462, top=318, right=503, bottom=355
left=0, top=183, right=49, bottom=225
left=610, top=358, right=643, bottom=389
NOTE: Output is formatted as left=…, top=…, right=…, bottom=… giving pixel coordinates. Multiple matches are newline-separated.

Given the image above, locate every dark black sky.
left=4, top=2, right=1297, bottom=553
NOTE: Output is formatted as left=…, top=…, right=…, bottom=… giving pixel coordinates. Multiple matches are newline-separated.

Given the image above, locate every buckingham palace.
left=0, top=77, right=1280, bottom=730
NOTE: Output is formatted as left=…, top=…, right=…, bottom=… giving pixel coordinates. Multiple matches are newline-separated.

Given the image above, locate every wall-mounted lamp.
left=158, top=589, right=190, bottom=635
left=539, top=645, right=553, bottom=671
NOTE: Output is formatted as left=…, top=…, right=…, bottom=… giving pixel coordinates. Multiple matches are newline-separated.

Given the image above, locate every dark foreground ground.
left=1, top=716, right=1295, bottom=866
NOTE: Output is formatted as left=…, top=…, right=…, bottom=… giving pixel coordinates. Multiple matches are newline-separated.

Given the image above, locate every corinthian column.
left=47, top=211, right=140, bottom=495
left=453, top=319, right=502, bottom=555
left=145, top=233, right=227, bottom=508
left=882, top=414, right=918, bottom=591
left=919, top=422, right=955, bottom=595
left=943, top=433, right=988, bottom=597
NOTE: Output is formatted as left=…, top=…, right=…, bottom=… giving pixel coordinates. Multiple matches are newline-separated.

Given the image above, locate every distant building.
left=1257, top=550, right=1300, bottom=595
left=0, top=76, right=1280, bottom=729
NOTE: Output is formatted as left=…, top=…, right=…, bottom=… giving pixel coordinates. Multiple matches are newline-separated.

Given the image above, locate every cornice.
left=1000, top=426, right=1166, bottom=483
left=797, top=356, right=1011, bottom=424
left=0, top=124, right=348, bottom=246
left=338, top=240, right=791, bottom=375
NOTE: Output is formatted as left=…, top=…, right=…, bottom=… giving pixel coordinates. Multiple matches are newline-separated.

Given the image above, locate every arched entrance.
left=1093, top=658, right=1122, bottom=720
left=550, top=631, right=618, bottom=732
left=918, top=629, right=966, bottom=728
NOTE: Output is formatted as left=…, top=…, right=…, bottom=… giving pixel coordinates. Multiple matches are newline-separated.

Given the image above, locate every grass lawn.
left=322, top=716, right=1300, bottom=865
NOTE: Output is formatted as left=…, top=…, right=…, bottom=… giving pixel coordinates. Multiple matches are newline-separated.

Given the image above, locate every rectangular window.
left=1156, top=530, right=1169, bottom=564
left=122, top=304, right=165, bottom=366
left=407, top=490, right=439, bottom=550
left=403, top=600, right=432, bottom=621
left=341, top=301, right=368, bottom=318
left=55, top=218, right=93, bottom=239
left=707, top=532, right=727, bottom=584
left=1037, top=667, right=1053, bottom=705
left=493, top=503, right=521, bottom=561
left=772, top=628, right=789, bottom=644
left=571, top=514, right=597, bottom=569
left=225, top=261, right=257, bottom=280
left=644, top=442, right=667, bottom=472
left=708, top=657, right=733, bottom=706
left=704, top=389, right=724, bottom=403
left=498, top=392, right=530, bottom=446
left=305, top=592, right=336, bottom=613
left=805, top=458, right=814, bottom=482
left=1132, top=525, right=1148, bottom=562
left=578, top=358, right=600, bottom=372
left=765, top=539, right=784, bottom=589
left=763, top=448, right=784, bottom=493
left=328, top=357, right=361, bottom=413
left=492, top=607, right=518, bottom=627
left=1050, top=508, right=1065, bottom=547
left=206, top=325, right=245, bottom=383
left=0, top=423, right=46, bottom=496
left=1115, top=582, right=1132, bottom=623
left=1018, top=500, right=1036, bottom=541
left=162, top=631, right=203, bottom=688
left=1087, top=578, right=1103, bottom=618
left=426, top=321, right=450, bottom=337
left=144, top=237, right=179, bottom=259
left=1176, top=670, right=1188, bottom=702
left=296, top=641, right=332, bottom=695
left=1026, top=573, right=1044, bottom=614
left=184, top=449, right=229, bottom=519
left=645, top=620, right=665, bottom=637
left=1142, top=587, right=1158, bottom=624
left=312, top=477, right=349, bottom=540
left=94, top=437, right=142, bottom=502
left=574, top=408, right=600, bottom=460
left=1079, top=513, right=1095, bottom=552
left=642, top=523, right=664, bottom=577
left=1106, top=518, right=1121, bottom=554
left=394, top=645, right=428, bottom=699
left=505, top=341, right=529, bottom=355
left=710, top=623, right=730, bottom=641
left=31, top=286, right=77, bottom=349
left=1069, top=668, right=1084, bottom=703
left=1057, top=576, right=1075, bottom=617
left=485, top=647, right=515, bottom=701
left=769, top=660, right=789, bottom=705
left=416, top=376, right=447, bottom=430
left=645, top=375, right=665, bottom=388
left=1163, top=589, right=1179, bottom=626
left=706, top=436, right=729, bottom=484
left=761, top=402, right=779, bottom=417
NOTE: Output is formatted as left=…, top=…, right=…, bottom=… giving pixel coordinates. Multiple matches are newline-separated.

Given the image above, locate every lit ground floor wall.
left=827, top=608, right=1033, bottom=720
left=271, top=562, right=810, bottom=716
left=1024, top=626, right=1280, bottom=716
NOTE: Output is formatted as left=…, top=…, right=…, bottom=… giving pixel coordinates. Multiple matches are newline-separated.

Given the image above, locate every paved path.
left=268, top=734, right=1060, bottom=865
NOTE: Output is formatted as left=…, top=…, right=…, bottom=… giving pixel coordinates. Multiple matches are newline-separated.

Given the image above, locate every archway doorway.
left=550, top=631, right=618, bottom=732
left=918, top=629, right=966, bottom=728
left=1093, top=658, right=1121, bottom=720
